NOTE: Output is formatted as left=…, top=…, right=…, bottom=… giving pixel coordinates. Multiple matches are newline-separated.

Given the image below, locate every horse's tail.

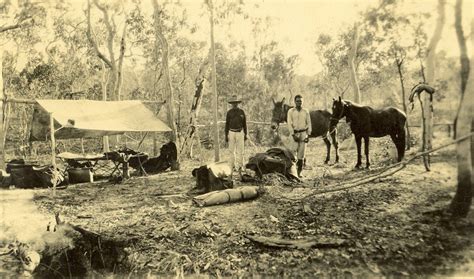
left=398, top=127, right=406, bottom=160
left=396, top=109, right=407, bottom=160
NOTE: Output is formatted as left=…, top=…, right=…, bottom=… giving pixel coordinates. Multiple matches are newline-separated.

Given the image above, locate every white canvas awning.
left=30, top=99, right=171, bottom=141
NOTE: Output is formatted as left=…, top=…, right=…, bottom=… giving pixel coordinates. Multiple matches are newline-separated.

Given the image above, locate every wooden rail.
left=195, top=120, right=272, bottom=127
left=408, top=122, right=454, bottom=136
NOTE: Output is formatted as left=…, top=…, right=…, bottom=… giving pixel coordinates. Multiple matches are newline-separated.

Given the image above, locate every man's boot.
left=297, top=159, right=303, bottom=178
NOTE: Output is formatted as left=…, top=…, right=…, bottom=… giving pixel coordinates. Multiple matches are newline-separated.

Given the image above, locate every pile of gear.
left=0, top=142, right=178, bottom=189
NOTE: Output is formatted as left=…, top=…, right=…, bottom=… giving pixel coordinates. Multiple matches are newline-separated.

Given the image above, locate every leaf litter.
left=31, top=136, right=474, bottom=277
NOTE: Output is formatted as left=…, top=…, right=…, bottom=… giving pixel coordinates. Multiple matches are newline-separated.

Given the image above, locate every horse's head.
left=270, top=97, right=288, bottom=130
left=332, top=96, right=350, bottom=119
left=330, top=96, right=349, bottom=129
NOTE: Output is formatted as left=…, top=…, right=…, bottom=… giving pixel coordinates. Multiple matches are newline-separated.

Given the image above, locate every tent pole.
left=81, top=138, right=85, bottom=154
left=103, top=136, right=110, bottom=152
left=49, top=112, right=57, bottom=197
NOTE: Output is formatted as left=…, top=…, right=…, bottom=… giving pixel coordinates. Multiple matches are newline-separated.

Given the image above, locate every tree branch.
left=279, top=132, right=474, bottom=202
left=0, top=17, right=33, bottom=33
left=93, top=0, right=116, bottom=70
left=86, top=0, right=113, bottom=68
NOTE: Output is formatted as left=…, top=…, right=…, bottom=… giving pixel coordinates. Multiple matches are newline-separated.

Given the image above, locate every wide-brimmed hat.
left=228, top=95, right=241, bottom=104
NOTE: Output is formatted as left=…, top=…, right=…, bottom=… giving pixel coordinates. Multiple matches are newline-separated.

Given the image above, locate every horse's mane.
left=277, top=101, right=292, bottom=107
left=342, top=99, right=358, bottom=107
left=275, top=102, right=293, bottom=112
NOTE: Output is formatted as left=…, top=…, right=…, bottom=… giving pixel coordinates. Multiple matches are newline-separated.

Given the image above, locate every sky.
left=180, top=0, right=473, bottom=75
left=4, top=0, right=473, bottom=76
left=178, top=0, right=377, bottom=75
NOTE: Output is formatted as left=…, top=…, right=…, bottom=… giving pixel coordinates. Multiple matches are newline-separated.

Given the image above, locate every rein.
left=272, top=104, right=292, bottom=127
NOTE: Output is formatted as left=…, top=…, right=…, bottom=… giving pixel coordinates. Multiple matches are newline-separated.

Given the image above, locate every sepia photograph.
left=0, top=0, right=473, bottom=277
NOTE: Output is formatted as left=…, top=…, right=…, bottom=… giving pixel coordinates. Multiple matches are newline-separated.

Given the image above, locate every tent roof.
left=30, top=99, right=171, bottom=141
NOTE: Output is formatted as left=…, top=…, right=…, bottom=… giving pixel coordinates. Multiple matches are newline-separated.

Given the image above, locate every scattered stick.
left=38, top=263, right=65, bottom=278
left=245, top=235, right=347, bottom=249
left=64, top=249, right=72, bottom=279
left=77, top=215, right=93, bottom=219
left=55, top=212, right=101, bottom=239
left=279, top=132, right=474, bottom=202
left=153, top=193, right=186, bottom=198
left=0, top=250, right=13, bottom=256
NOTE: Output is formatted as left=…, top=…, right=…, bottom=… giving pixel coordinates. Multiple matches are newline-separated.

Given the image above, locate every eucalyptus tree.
left=450, top=19, right=473, bottom=218
left=348, top=23, right=360, bottom=103
left=453, top=0, right=470, bottom=137
left=31, top=2, right=103, bottom=101
left=422, top=0, right=446, bottom=169
left=204, top=0, right=246, bottom=161
left=126, top=1, right=207, bottom=157
left=362, top=0, right=421, bottom=149
left=86, top=0, right=129, bottom=102
left=314, top=33, right=351, bottom=99
left=449, top=0, right=473, bottom=216
left=151, top=0, right=181, bottom=169
left=255, top=40, right=299, bottom=102
left=0, top=0, right=47, bottom=167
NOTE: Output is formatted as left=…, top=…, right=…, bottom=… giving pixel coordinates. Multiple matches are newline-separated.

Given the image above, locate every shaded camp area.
left=30, top=99, right=171, bottom=141
left=1, top=99, right=174, bottom=188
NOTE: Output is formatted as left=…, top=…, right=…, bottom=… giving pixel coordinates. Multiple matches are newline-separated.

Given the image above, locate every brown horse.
left=270, top=97, right=339, bottom=164
left=330, top=97, right=406, bottom=169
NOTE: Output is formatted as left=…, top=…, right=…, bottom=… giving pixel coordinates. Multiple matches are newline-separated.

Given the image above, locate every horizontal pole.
left=195, top=120, right=272, bottom=127
left=408, top=123, right=453, bottom=127
left=4, top=98, right=37, bottom=104
left=3, top=98, right=166, bottom=105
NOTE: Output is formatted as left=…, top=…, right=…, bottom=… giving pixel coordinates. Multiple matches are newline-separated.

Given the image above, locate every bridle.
left=330, top=101, right=346, bottom=123
left=271, top=103, right=291, bottom=128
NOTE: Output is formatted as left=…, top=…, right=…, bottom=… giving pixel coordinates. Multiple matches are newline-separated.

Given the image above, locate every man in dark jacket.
left=225, top=95, right=247, bottom=173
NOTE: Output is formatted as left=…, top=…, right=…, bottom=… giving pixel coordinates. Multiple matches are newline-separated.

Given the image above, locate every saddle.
left=245, top=147, right=298, bottom=180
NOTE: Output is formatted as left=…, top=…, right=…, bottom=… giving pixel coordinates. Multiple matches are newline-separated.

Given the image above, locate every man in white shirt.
left=287, top=94, right=312, bottom=178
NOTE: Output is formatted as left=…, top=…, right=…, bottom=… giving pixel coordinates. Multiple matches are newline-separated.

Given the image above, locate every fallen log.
left=244, top=235, right=347, bottom=249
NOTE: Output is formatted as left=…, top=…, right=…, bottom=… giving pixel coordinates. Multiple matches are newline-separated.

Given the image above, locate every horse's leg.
left=364, top=136, right=370, bottom=169
left=396, top=128, right=406, bottom=161
left=331, top=129, right=339, bottom=163
left=323, top=137, right=331, bottom=164
left=355, top=135, right=362, bottom=169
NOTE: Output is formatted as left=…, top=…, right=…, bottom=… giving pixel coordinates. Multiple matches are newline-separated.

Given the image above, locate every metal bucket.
left=68, top=168, right=93, bottom=184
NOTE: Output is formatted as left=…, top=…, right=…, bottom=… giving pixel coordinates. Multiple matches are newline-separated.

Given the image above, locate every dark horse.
left=330, top=97, right=406, bottom=169
left=270, top=97, right=339, bottom=164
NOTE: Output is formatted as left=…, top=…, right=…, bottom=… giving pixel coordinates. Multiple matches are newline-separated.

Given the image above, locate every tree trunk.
left=86, top=0, right=113, bottom=100
left=0, top=15, right=34, bottom=168
left=178, top=53, right=210, bottom=160
left=114, top=23, right=127, bottom=102
left=323, top=89, right=328, bottom=110
left=423, top=0, right=446, bottom=168
left=87, top=0, right=127, bottom=103
left=99, top=0, right=118, bottom=101
left=0, top=50, right=5, bottom=169
left=453, top=0, right=470, bottom=138
left=152, top=0, right=179, bottom=169
left=208, top=0, right=220, bottom=162
left=450, top=19, right=474, bottom=217
left=348, top=23, right=361, bottom=103
left=415, top=58, right=430, bottom=170
left=101, top=61, right=110, bottom=152
left=396, top=59, right=411, bottom=150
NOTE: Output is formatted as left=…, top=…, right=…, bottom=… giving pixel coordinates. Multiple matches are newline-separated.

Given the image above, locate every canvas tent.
left=30, top=99, right=171, bottom=141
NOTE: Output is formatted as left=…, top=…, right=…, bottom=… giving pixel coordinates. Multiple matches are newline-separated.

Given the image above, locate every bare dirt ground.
left=2, top=132, right=474, bottom=278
